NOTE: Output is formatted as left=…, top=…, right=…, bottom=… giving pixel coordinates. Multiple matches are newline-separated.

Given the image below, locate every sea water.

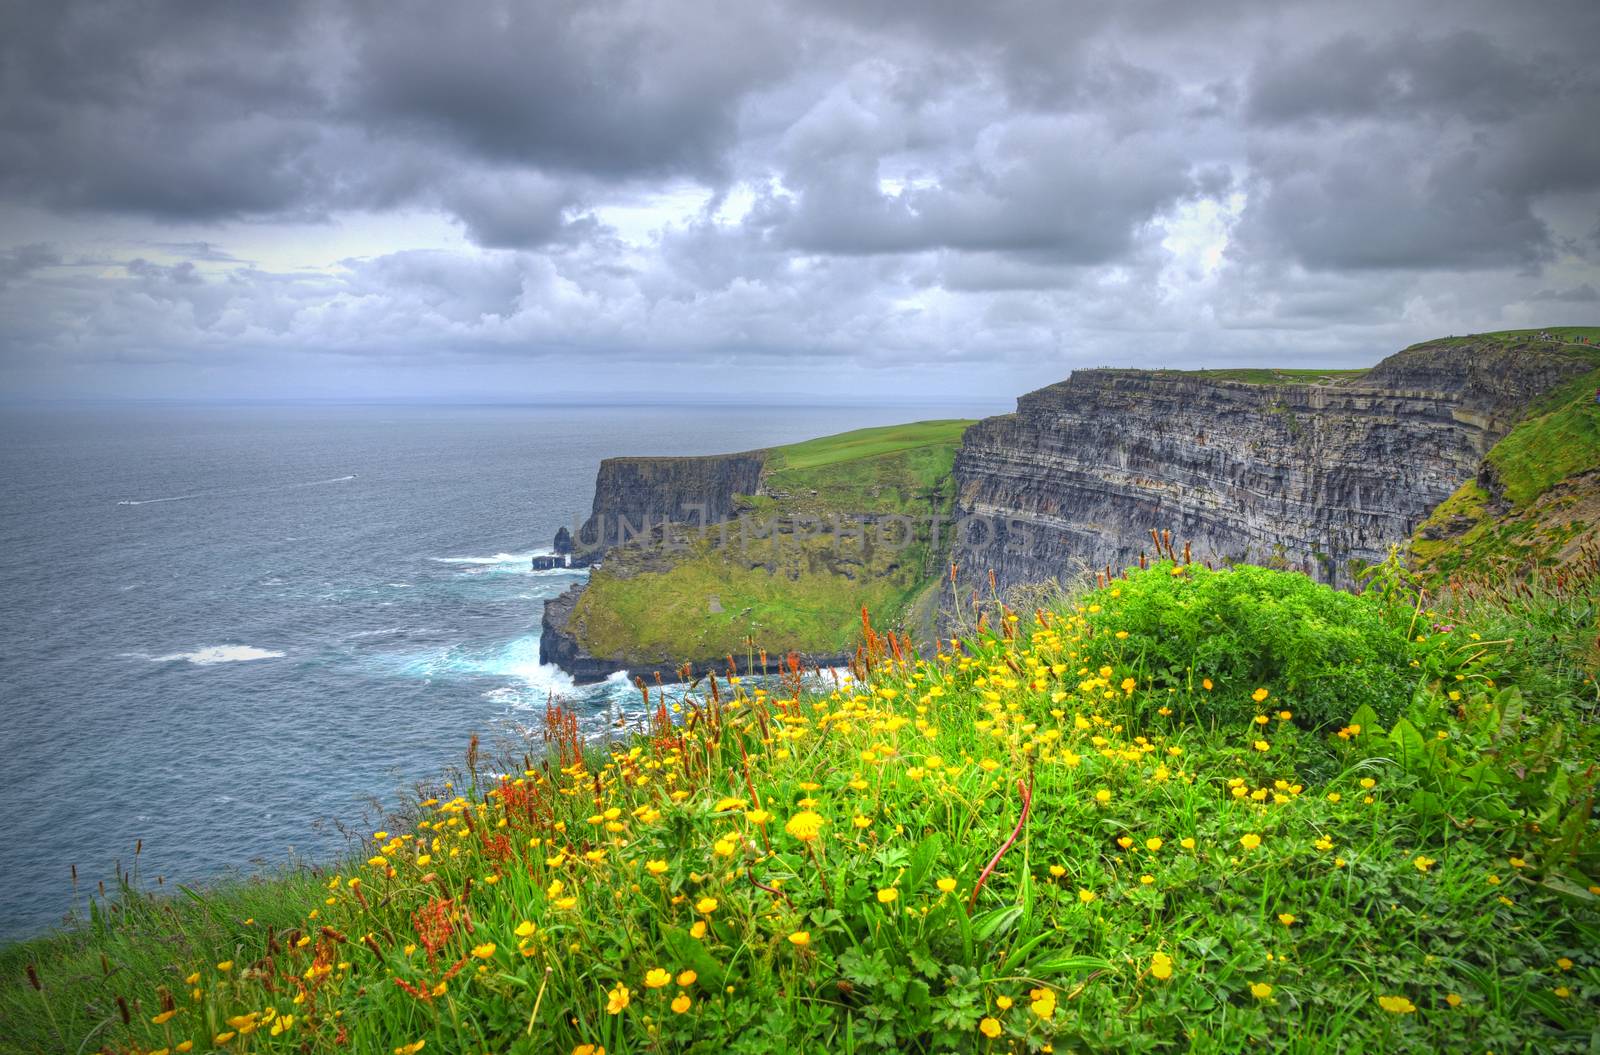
left=0, top=400, right=993, bottom=940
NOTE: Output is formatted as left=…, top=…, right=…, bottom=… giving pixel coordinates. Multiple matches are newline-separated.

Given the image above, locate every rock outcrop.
left=950, top=337, right=1594, bottom=592
left=567, top=452, right=767, bottom=558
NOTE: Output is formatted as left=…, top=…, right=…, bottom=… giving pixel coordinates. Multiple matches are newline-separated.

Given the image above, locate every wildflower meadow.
left=3, top=555, right=1596, bottom=1053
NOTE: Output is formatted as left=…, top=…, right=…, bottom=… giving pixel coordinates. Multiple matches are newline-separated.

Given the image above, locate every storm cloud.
left=1, top=0, right=1596, bottom=399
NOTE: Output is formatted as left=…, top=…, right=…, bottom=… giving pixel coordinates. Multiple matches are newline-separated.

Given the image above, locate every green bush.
left=1079, top=562, right=1415, bottom=730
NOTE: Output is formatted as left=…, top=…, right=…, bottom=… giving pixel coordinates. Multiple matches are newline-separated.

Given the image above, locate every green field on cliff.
left=569, top=420, right=974, bottom=663
left=5, top=558, right=1596, bottom=1054
left=1411, top=355, right=1600, bottom=578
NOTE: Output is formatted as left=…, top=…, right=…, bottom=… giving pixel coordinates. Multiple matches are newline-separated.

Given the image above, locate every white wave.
left=386, top=582, right=412, bottom=588
left=117, top=493, right=206, bottom=506
left=429, top=549, right=553, bottom=572
left=151, top=645, right=286, bottom=666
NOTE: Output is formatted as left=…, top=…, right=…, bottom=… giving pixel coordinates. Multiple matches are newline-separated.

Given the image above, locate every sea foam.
left=151, top=645, right=287, bottom=665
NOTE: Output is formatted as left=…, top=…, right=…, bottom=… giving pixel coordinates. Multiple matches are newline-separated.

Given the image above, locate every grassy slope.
left=1412, top=359, right=1600, bottom=577
left=571, top=421, right=973, bottom=661
left=7, top=563, right=1596, bottom=1054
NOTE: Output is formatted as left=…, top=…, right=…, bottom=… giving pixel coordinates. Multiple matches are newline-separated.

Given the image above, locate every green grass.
left=570, top=529, right=932, bottom=661
left=764, top=420, right=975, bottom=473
left=1155, top=368, right=1369, bottom=386
left=572, top=420, right=973, bottom=662
left=1487, top=367, right=1600, bottom=507
left=6, top=561, right=1596, bottom=1054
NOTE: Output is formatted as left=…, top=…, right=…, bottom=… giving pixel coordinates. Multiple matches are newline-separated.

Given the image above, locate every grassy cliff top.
left=765, top=419, right=976, bottom=472
left=1172, top=367, right=1370, bottom=386
left=570, top=419, right=975, bottom=664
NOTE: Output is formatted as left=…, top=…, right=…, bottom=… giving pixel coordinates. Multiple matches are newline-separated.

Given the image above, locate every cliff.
left=539, top=421, right=973, bottom=682
left=950, top=334, right=1597, bottom=592
left=568, top=452, right=767, bottom=558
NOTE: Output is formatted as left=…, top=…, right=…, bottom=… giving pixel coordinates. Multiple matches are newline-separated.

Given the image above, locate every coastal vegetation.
left=567, top=420, right=972, bottom=664
left=5, top=552, right=1596, bottom=1053
left=1410, top=343, right=1600, bottom=578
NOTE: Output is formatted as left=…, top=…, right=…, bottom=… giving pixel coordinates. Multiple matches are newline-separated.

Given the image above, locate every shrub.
left=1077, top=562, right=1414, bottom=730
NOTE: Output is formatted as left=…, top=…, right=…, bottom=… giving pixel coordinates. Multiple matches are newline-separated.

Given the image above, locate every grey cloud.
left=1235, top=131, right=1555, bottom=271
left=1528, top=284, right=1599, bottom=304
left=1, top=0, right=1598, bottom=400
left=1246, top=31, right=1557, bottom=126
left=0, top=243, right=60, bottom=289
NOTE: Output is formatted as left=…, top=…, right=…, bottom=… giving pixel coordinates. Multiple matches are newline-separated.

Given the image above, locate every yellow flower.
left=1029, top=986, right=1057, bottom=1019
left=877, top=887, right=899, bottom=904
left=979, top=1017, right=1002, bottom=1038
left=1556, top=957, right=1573, bottom=971
left=1240, top=833, right=1261, bottom=850
left=1180, top=837, right=1195, bottom=850
left=1121, top=677, right=1136, bottom=693
left=1150, top=952, right=1173, bottom=980
left=1445, top=993, right=1462, bottom=1007
left=394, top=1043, right=425, bottom=1055
left=1277, top=913, right=1296, bottom=926
left=1253, top=740, right=1270, bottom=752
left=785, top=811, right=825, bottom=842
left=1250, top=982, right=1273, bottom=1000
left=214, top=1034, right=236, bottom=1045
left=216, top=961, right=233, bottom=972
left=1095, top=789, right=1111, bottom=804
left=1078, top=888, right=1097, bottom=904
left=1049, top=864, right=1067, bottom=878
left=713, top=838, right=737, bottom=856
left=689, top=921, right=707, bottom=939
left=1252, top=688, right=1269, bottom=703
left=996, top=995, right=1013, bottom=1009
left=936, top=877, right=957, bottom=894
left=572, top=1045, right=605, bottom=1055
left=1202, top=678, right=1213, bottom=690
left=646, top=860, right=668, bottom=876
left=695, top=897, right=718, bottom=914
left=745, top=809, right=772, bottom=825
left=606, top=983, right=631, bottom=1014
left=151, top=1010, right=177, bottom=1025
left=1554, top=986, right=1571, bottom=998
left=671, top=994, right=691, bottom=1014
left=1377, top=995, right=1416, bottom=1014
left=515, top=920, right=535, bottom=938
left=1413, top=854, right=1436, bottom=873
left=1146, top=837, right=1163, bottom=851
left=787, top=930, right=811, bottom=946
left=471, top=942, right=496, bottom=960
left=644, top=968, right=671, bottom=989
left=1359, top=778, right=1376, bottom=790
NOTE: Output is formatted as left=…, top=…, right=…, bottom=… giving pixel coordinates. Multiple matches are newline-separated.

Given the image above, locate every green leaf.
left=1389, top=717, right=1428, bottom=770
left=907, top=832, right=946, bottom=892
left=1028, top=953, right=1114, bottom=976
left=971, top=906, right=1022, bottom=942
left=1349, top=703, right=1381, bottom=735
left=661, top=925, right=726, bottom=987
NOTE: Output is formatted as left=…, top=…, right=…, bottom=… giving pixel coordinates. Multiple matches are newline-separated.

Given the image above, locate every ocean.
left=0, top=400, right=997, bottom=941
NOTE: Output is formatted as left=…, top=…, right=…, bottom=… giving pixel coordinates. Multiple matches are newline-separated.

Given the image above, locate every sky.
left=2, top=0, right=1598, bottom=402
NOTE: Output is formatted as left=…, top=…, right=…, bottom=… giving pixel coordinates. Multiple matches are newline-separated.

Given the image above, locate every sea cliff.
left=950, top=335, right=1595, bottom=591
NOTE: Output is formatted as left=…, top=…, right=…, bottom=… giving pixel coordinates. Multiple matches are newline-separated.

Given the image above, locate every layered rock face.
left=568, top=452, right=766, bottom=557
left=951, top=339, right=1593, bottom=591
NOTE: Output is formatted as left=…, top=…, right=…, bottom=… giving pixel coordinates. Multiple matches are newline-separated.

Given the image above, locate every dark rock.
left=949, top=338, right=1593, bottom=593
